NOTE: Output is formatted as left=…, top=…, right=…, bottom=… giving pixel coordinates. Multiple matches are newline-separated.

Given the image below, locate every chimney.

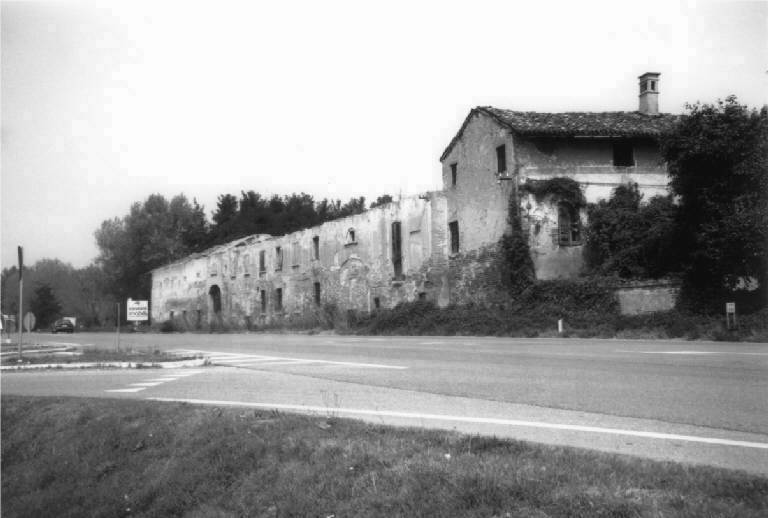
left=638, top=72, right=660, bottom=115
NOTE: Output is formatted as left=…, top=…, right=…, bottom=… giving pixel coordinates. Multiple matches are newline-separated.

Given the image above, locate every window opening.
left=259, top=250, right=266, bottom=277
left=449, top=221, right=459, bottom=254
left=613, top=140, right=634, bottom=166
left=260, top=290, right=266, bottom=313
left=275, top=288, right=283, bottom=311
left=314, top=282, right=321, bottom=305
left=275, top=246, right=283, bottom=271
left=450, top=163, right=457, bottom=186
left=391, top=221, right=403, bottom=278
left=496, top=144, right=507, bottom=174
left=374, top=297, right=381, bottom=309
left=312, top=236, right=320, bottom=260
left=557, top=203, right=582, bottom=246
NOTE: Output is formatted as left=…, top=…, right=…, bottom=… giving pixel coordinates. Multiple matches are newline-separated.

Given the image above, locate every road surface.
left=3, top=332, right=767, bottom=475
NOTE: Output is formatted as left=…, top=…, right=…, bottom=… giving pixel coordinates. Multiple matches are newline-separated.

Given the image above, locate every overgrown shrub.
left=585, top=183, right=679, bottom=278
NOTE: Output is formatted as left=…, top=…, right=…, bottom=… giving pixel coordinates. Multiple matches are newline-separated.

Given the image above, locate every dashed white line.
left=130, top=382, right=164, bottom=387
left=148, top=397, right=768, bottom=450
left=106, top=387, right=146, bottom=393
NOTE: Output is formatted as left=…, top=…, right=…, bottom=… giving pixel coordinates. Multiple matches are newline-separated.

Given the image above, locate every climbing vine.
left=520, top=177, right=586, bottom=209
left=499, top=194, right=534, bottom=291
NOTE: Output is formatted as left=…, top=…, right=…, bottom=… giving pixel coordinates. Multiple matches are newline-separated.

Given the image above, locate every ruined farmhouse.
left=151, top=73, right=677, bottom=329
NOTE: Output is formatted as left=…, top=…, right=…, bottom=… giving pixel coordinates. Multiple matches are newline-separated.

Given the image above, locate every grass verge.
left=2, top=396, right=767, bottom=517
left=0, top=347, right=200, bottom=366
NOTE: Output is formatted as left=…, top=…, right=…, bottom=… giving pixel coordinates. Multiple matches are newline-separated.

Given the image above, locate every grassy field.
left=2, top=396, right=766, bottom=517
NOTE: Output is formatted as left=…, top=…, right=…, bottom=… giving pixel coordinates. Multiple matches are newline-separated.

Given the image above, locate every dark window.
left=391, top=221, right=403, bottom=278
left=260, top=290, right=266, bottom=312
left=418, top=292, right=427, bottom=301
left=312, top=236, right=320, bottom=260
left=374, top=297, right=380, bottom=309
left=558, top=203, right=582, bottom=246
left=496, top=144, right=507, bottom=173
left=450, top=163, right=457, bottom=186
left=259, top=250, right=266, bottom=276
left=275, top=246, right=283, bottom=271
left=170, top=310, right=174, bottom=320
left=275, top=288, right=283, bottom=311
left=449, top=221, right=459, bottom=254
left=314, top=282, right=321, bottom=305
left=346, top=228, right=356, bottom=244
left=650, top=80, right=656, bottom=91
left=613, top=141, right=634, bottom=166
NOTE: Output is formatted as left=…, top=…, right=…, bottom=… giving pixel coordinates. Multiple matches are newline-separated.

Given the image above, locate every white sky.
left=2, top=0, right=767, bottom=268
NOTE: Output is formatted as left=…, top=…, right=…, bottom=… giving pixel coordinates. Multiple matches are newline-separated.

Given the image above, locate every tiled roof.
left=440, top=106, right=679, bottom=161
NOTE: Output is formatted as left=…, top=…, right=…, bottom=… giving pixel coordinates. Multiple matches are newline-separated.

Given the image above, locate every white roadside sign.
left=126, top=300, right=149, bottom=321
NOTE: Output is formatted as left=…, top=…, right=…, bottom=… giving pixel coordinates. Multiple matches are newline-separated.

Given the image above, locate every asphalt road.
left=3, top=332, right=768, bottom=475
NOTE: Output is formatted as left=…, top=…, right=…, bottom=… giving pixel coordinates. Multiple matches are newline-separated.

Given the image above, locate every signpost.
left=18, top=246, right=23, bottom=361
left=726, top=302, right=737, bottom=330
left=23, top=312, right=36, bottom=333
left=127, top=300, right=149, bottom=322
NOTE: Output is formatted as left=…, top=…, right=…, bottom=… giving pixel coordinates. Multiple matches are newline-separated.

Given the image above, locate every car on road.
left=51, top=319, right=75, bottom=334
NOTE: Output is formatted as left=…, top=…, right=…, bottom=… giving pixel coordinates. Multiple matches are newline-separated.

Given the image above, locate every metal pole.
left=17, top=246, right=23, bottom=361
left=116, top=302, right=121, bottom=352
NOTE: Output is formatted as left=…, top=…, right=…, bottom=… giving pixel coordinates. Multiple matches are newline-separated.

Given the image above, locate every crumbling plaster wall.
left=151, top=194, right=449, bottom=329
left=515, top=137, right=669, bottom=279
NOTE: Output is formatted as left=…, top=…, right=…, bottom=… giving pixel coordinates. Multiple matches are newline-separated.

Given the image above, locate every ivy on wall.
left=520, top=177, right=586, bottom=209
left=499, top=194, right=534, bottom=291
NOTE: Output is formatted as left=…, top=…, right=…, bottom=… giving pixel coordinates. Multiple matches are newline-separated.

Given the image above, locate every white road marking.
left=148, top=397, right=768, bottom=450
left=618, top=350, right=768, bottom=356
left=174, top=349, right=407, bottom=370
left=104, top=370, right=204, bottom=393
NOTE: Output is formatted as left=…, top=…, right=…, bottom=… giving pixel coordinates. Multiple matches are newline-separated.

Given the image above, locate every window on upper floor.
left=613, top=141, right=634, bottom=167
left=496, top=144, right=507, bottom=174
left=557, top=203, right=582, bottom=246
left=312, top=236, right=320, bottom=260
left=275, top=246, right=283, bottom=271
left=450, top=163, right=457, bottom=187
left=259, top=250, right=266, bottom=277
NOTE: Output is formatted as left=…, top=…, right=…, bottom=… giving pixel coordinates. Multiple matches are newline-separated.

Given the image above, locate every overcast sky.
left=2, top=0, right=767, bottom=269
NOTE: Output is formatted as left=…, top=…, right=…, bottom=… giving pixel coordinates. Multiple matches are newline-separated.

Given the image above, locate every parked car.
left=51, top=319, right=75, bottom=334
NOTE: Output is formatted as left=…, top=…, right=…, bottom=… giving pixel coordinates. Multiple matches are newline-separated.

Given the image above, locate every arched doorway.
left=208, top=285, right=222, bottom=331
left=209, top=285, right=222, bottom=313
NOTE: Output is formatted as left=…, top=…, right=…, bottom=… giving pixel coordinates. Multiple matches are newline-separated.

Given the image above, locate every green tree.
left=661, top=96, right=768, bottom=310
left=370, top=194, right=394, bottom=209
left=29, top=283, right=62, bottom=328
left=585, top=184, right=679, bottom=278
left=95, top=193, right=207, bottom=300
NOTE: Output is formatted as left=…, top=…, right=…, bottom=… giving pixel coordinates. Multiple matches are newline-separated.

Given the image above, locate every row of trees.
left=1, top=259, right=114, bottom=328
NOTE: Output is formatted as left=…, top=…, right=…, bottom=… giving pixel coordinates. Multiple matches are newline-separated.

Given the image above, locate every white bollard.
left=558, top=319, right=563, bottom=334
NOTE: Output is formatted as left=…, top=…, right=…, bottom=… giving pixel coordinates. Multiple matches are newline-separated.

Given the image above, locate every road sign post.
left=18, top=246, right=23, bottom=361
left=725, top=302, right=737, bottom=330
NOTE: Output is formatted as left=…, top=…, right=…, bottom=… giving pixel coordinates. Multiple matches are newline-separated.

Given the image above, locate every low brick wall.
left=614, top=279, right=680, bottom=315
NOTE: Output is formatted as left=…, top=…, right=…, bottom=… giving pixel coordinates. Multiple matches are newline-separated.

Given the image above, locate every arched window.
left=557, top=203, right=582, bottom=246
left=345, top=227, right=356, bottom=245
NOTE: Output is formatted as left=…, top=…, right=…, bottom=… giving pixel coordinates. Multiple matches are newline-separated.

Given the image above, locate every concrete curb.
left=0, top=358, right=208, bottom=371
